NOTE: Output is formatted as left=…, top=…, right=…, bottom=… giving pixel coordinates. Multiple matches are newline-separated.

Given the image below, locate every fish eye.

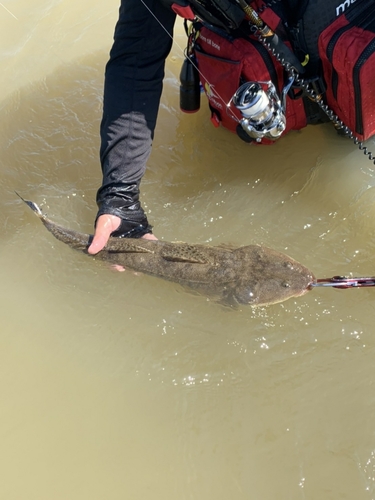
left=282, top=282, right=291, bottom=288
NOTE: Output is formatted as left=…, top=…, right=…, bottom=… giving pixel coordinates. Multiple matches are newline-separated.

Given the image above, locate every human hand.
left=87, top=214, right=157, bottom=255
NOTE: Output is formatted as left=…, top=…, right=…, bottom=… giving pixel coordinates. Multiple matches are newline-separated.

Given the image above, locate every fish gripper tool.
left=311, top=276, right=375, bottom=289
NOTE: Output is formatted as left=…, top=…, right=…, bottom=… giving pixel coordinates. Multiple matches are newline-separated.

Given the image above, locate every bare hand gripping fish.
left=17, top=193, right=316, bottom=307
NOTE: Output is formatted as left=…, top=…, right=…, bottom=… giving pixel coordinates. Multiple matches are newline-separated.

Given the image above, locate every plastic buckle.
left=171, top=3, right=195, bottom=20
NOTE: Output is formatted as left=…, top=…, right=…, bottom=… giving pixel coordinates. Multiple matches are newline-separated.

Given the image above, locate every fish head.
left=229, top=246, right=315, bottom=307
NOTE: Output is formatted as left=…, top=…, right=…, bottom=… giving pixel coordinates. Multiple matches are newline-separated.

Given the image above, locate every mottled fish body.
left=18, top=194, right=315, bottom=306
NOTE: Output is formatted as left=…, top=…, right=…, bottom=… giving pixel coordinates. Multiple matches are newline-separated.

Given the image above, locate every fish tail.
left=15, top=192, right=45, bottom=219
left=16, top=191, right=91, bottom=252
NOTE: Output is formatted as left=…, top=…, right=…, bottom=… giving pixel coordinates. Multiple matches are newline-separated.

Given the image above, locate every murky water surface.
left=2, top=1, right=375, bottom=499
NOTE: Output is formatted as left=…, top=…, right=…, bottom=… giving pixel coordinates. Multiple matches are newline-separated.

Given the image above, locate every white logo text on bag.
left=336, top=0, right=356, bottom=16
left=199, top=33, right=221, bottom=51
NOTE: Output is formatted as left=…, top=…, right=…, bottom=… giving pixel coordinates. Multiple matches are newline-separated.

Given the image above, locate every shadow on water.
left=0, top=52, right=107, bottom=234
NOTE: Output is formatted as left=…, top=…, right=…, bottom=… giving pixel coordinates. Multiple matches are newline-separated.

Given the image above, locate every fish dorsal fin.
left=161, top=245, right=213, bottom=265
left=214, top=243, right=236, bottom=251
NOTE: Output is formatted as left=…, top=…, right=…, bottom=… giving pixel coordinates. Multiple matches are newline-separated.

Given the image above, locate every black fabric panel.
left=96, top=0, right=176, bottom=236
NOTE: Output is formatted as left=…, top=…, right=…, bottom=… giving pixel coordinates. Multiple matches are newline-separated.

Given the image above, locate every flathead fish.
left=18, top=194, right=315, bottom=306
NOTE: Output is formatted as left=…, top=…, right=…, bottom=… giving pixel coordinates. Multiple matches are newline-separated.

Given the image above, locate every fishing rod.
left=236, top=0, right=304, bottom=73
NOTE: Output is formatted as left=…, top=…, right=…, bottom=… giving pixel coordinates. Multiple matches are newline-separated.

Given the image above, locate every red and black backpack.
left=172, top=0, right=375, bottom=143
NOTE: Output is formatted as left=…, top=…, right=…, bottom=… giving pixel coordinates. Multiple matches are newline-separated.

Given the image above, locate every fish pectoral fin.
left=106, top=241, right=155, bottom=254
left=161, top=246, right=213, bottom=265
left=162, top=255, right=208, bottom=264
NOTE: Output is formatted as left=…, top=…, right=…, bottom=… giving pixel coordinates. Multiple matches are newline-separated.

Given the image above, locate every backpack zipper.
left=354, top=38, right=375, bottom=135
left=326, top=8, right=374, bottom=100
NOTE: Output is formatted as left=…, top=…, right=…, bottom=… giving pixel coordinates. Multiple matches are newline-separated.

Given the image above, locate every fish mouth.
left=307, top=276, right=317, bottom=291
left=293, top=276, right=317, bottom=296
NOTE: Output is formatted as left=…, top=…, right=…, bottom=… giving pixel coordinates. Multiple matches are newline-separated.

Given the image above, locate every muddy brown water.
left=2, top=1, right=375, bottom=499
